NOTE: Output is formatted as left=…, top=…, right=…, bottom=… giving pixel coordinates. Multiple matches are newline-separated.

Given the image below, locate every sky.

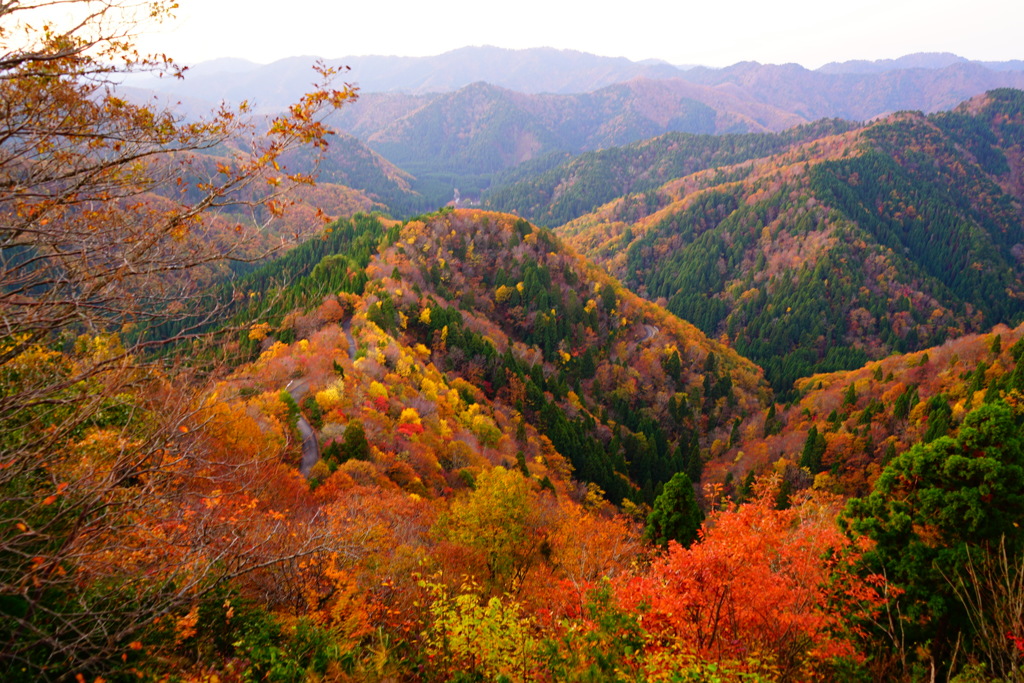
left=135, top=0, right=1021, bottom=69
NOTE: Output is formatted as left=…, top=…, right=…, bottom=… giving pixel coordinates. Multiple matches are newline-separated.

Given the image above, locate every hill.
left=120, top=50, right=1024, bottom=215
left=282, top=131, right=430, bottom=216
left=223, top=209, right=769, bottom=505
left=818, top=52, right=1024, bottom=74
left=331, top=78, right=807, bottom=206
left=722, top=322, right=1024, bottom=498
left=559, top=89, right=1024, bottom=396
left=125, top=46, right=687, bottom=104
left=482, top=118, right=860, bottom=227
left=675, top=60, right=1024, bottom=121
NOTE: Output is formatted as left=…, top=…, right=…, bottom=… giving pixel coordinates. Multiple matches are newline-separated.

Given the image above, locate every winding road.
left=285, top=378, right=320, bottom=477
left=342, top=317, right=357, bottom=360
left=286, top=317, right=356, bottom=478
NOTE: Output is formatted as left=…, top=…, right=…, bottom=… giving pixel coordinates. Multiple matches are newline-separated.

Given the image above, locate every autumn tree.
left=841, top=400, right=1024, bottom=679
left=434, top=467, right=546, bottom=594
left=0, top=1, right=356, bottom=677
left=621, top=477, right=868, bottom=679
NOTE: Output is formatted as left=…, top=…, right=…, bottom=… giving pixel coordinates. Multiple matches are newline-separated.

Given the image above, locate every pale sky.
left=135, top=0, right=1021, bottom=68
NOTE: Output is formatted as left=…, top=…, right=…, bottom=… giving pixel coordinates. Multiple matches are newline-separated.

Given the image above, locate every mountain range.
left=133, top=47, right=1024, bottom=102
left=545, top=90, right=1024, bottom=395
left=117, top=48, right=1024, bottom=469
left=123, top=48, right=1024, bottom=202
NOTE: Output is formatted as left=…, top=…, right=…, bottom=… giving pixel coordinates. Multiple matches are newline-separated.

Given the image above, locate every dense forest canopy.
left=3, top=3, right=1024, bottom=681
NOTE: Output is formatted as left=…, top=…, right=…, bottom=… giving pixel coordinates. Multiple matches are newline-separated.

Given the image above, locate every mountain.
left=325, top=78, right=806, bottom=206
left=357, top=80, right=726, bottom=175
left=818, top=52, right=1024, bottom=74
left=225, top=209, right=769, bottom=504
left=675, top=60, right=1024, bottom=121
left=119, top=49, right=1024, bottom=218
left=132, top=48, right=1024, bottom=130
left=127, top=46, right=687, bottom=108
left=817, top=52, right=971, bottom=74
left=482, top=119, right=860, bottom=227
left=722, top=322, right=1024, bottom=498
left=283, top=131, right=429, bottom=216
left=557, top=89, right=1024, bottom=397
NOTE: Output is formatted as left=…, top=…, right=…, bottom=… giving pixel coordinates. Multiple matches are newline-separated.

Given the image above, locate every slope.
left=560, top=89, right=1024, bottom=397
left=723, top=322, right=1024, bottom=499
left=224, top=209, right=769, bottom=505
left=483, top=118, right=859, bottom=227
left=676, top=60, right=1024, bottom=121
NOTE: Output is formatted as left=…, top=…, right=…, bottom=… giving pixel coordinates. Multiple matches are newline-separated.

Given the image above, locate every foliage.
left=420, top=578, right=536, bottom=682
left=434, top=467, right=544, bottom=594
left=9, top=12, right=1023, bottom=677
left=620, top=477, right=869, bottom=681
left=485, top=120, right=857, bottom=227
left=0, top=1, right=355, bottom=677
left=645, top=472, right=703, bottom=548
left=841, top=399, right=1024, bottom=678
left=563, top=93, right=1024, bottom=398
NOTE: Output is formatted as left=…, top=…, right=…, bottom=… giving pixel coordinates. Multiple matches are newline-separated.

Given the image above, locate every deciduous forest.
left=3, top=2, right=1024, bottom=682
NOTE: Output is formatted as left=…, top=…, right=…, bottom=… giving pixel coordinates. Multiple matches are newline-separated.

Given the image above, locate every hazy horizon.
left=166, top=46, right=1018, bottom=75
left=134, top=0, right=1021, bottom=70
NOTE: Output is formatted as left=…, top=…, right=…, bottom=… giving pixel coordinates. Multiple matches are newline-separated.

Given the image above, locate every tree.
left=622, top=478, right=867, bottom=679
left=340, top=419, right=371, bottom=461
left=841, top=400, right=1024, bottom=679
left=434, top=467, right=545, bottom=594
left=799, top=425, right=827, bottom=473
left=0, top=2, right=355, bottom=677
left=644, top=471, right=703, bottom=548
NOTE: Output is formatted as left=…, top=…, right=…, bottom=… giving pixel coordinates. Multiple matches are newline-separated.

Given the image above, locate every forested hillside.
left=561, top=89, right=1024, bottom=396
left=223, top=209, right=768, bottom=504
left=8, top=6, right=1024, bottom=680
left=347, top=79, right=780, bottom=206
left=677, top=59, right=1024, bottom=120
left=715, top=323, right=1024, bottom=498
left=127, top=48, right=1024, bottom=220
left=483, top=118, right=859, bottom=226
left=283, top=133, right=429, bottom=217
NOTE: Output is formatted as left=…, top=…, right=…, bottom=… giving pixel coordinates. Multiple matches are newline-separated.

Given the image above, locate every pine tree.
left=645, top=472, right=704, bottom=548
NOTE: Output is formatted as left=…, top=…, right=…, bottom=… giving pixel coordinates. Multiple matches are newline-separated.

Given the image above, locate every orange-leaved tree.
left=0, top=1, right=356, bottom=677
left=617, top=476, right=878, bottom=681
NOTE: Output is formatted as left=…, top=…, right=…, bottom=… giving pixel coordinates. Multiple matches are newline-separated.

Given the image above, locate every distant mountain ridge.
left=346, top=79, right=794, bottom=176
left=132, top=47, right=1024, bottom=106
left=818, top=52, right=1024, bottom=74
left=676, top=60, right=1024, bottom=121
left=121, top=48, right=1024, bottom=218
left=129, top=46, right=685, bottom=105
